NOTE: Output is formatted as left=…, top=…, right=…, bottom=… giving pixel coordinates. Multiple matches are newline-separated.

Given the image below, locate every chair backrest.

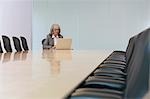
left=42, top=39, right=46, bottom=45
left=2, top=35, right=12, bottom=52
left=124, top=28, right=150, bottom=98
left=20, top=36, right=29, bottom=51
left=0, top=40, right=3, bottom=53
left=125, top=35, right=137, bottom=65
left=123, top=35, right=138, bottom=73
left=12, top=37, right=22, bottom=52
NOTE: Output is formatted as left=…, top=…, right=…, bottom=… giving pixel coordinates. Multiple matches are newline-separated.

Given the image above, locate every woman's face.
left=53, top=26, right=60, bottom=36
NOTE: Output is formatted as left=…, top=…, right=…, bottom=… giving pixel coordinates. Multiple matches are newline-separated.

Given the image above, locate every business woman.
left=43, top=24, right=63, bottom=49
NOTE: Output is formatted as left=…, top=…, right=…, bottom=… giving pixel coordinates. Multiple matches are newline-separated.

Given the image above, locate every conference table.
left=0, top=49, right=111, bottom=99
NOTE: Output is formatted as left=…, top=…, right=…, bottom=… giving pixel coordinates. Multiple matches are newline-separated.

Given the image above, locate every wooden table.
left=0, top=50, right=111, bottom=99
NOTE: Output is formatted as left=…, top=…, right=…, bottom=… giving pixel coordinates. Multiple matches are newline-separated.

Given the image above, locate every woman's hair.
left=50, top=24, right=61, bottom=35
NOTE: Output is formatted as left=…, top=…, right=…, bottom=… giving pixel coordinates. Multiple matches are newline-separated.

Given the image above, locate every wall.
left=147, top=0, right=150, bottom=27
left=34, top=0, right=150, bottom=50
left=0, top=0, right=32, bottom=52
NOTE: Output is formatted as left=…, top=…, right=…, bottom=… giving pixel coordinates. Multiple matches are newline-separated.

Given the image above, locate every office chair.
left=12, top=36, right=22, bottom=52
left=20, top=36, right=29, bottom=51
left=42, top=38, right=46, bottom=49
left=42, top=39, right=46, bottom=45
left=2, top=35, right=12, bottom=52
left=69, top=28, right=150, bottom=99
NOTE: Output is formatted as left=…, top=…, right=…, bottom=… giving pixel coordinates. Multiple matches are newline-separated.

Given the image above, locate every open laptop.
left=56, top=38, right=72, bottom=50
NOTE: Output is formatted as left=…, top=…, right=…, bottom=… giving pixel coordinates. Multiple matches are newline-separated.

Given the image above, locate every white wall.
left=0, top=0, right=32, bottom=52
left=147, top=0, right=150, bottom=27
left=32, top=0, right=149, bottom=50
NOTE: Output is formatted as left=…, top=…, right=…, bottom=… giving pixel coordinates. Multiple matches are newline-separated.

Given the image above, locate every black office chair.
left=2, top=35, right=12, bottom=52
left=93, top=35, right=138, bottom=77
left=81, top=32, right=144, bottom=91
left=124, top=29, right=150, bottom=98
left=42, top=39, right=46, bottom=45
left=20, top=36, right=29, bottom=51
left=0, top=41, right=3, bottom=53
left=12, top=36, right=22, bottom=52
left=42, top=39, right=46, bottom=49
left=69, top=28, right=150, bottom=99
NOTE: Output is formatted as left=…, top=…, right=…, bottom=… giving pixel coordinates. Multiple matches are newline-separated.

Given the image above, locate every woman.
left=43, top=24, right=63, bottom=49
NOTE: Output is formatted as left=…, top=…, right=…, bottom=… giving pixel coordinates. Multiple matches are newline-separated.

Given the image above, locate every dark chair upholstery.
left=42, top=39, right=46, bottom=49
left=12, top=37, right=22, bottom=52
left=2, top=35, right=12, bottom=52
left=103, top=35, right=137, bottom=65
left=0, top=41, right=3, bottom=53
left=105, top=51, right=126, bottom=62
left=67, top=28, right=150, bottom=99
left=124, top=29, right=150, bottom=98
left=71, top=91, right=122, bottom=99
left=42, top=39, right=46, bottom=45
left=20, top=36, right=29, bottom=51
left=81, top=31, right=149, bottom=95
left=94, top=35, right=138, bottom=77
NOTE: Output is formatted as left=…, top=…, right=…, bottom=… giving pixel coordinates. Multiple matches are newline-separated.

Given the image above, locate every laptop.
left=56, top=38, right=72, bottom=50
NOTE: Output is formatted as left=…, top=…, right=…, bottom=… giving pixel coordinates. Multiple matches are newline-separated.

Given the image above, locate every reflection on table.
left=42, top=49, right=72, bottom=75
left=0, top=50, right=111, bottom=99
left=13, top=51, right=28, bottom=61
left=0, top=51, right=28, bottom=63
left=2, top=52, right=12, bottom=63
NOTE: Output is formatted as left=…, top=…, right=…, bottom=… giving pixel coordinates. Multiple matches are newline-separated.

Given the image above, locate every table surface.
left=0, top=50, right=111, bottom=99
